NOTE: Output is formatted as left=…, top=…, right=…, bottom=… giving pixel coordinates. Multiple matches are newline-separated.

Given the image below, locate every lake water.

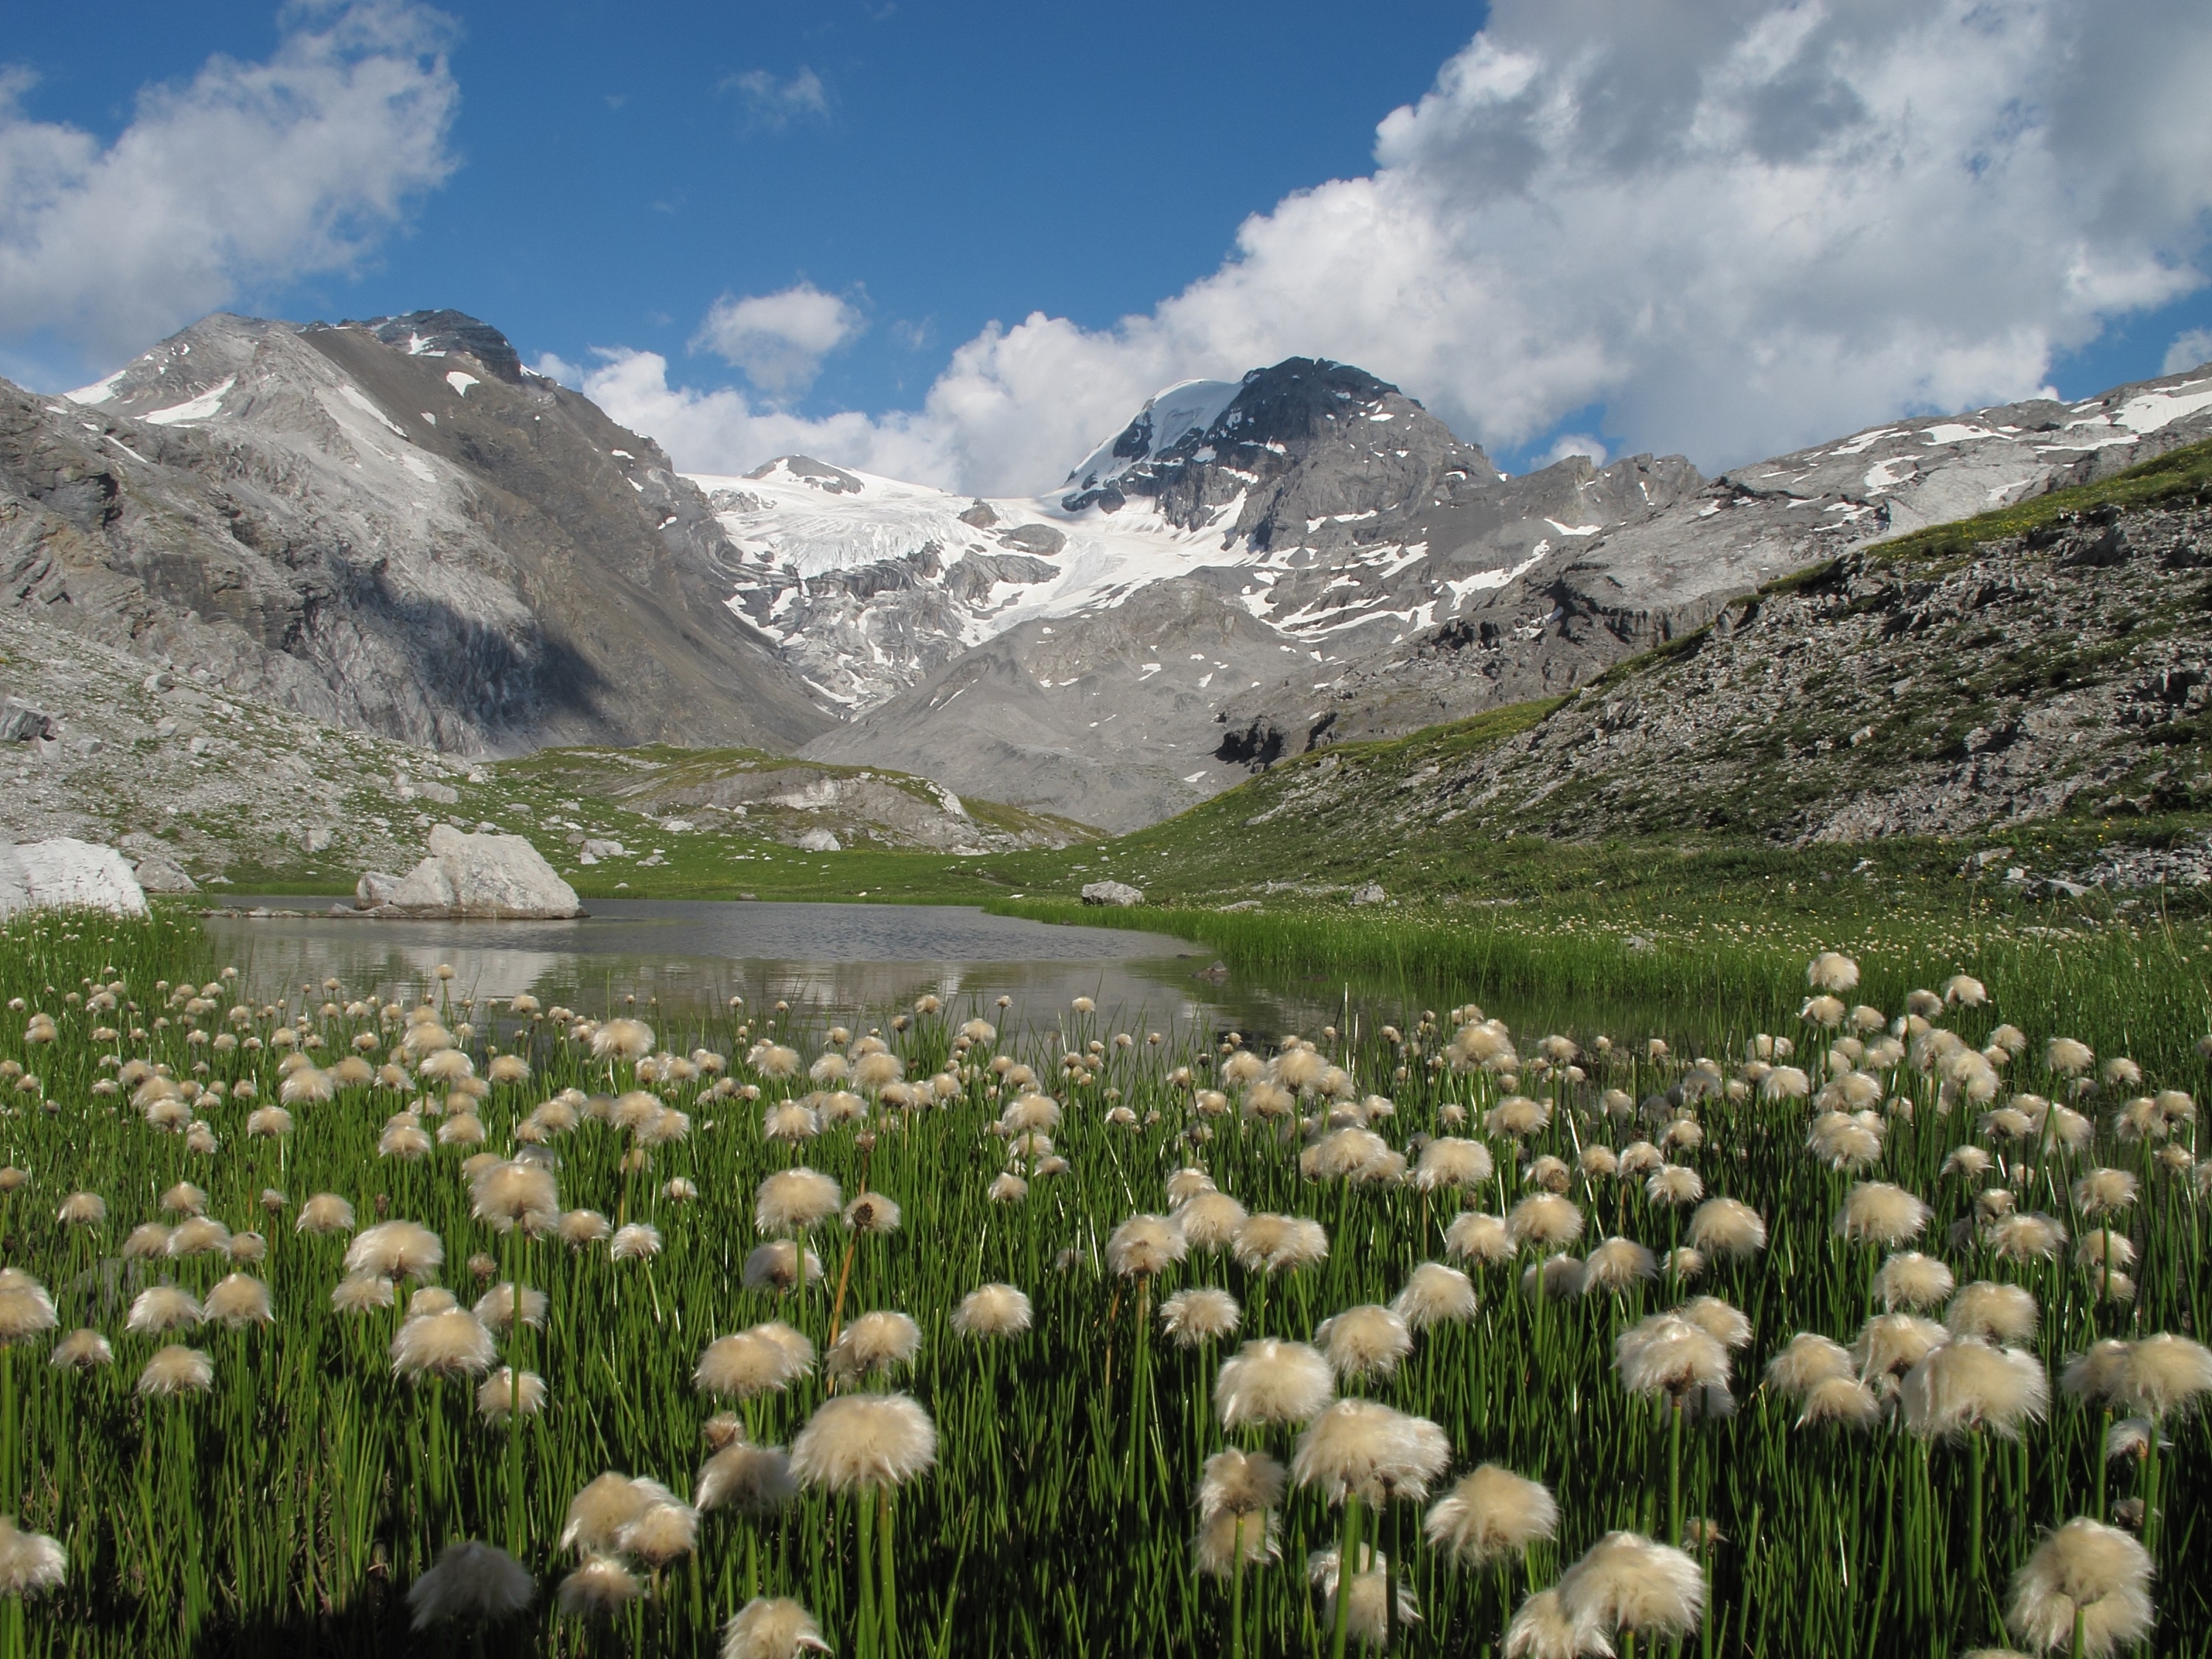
left=200, top=897, right=1708, bottom=1051
left=202, top=898, right=1269, bottom=1039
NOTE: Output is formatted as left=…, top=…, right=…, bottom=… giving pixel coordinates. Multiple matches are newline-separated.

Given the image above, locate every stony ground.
left=0, top=607, right=1085, bottom=894
left=1069, top=487, right=2212, bottom=907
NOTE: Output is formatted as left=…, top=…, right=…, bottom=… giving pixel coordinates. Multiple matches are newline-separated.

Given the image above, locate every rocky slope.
left=712, top=358, right=2212, bottom=827
left=1153, top=440, right=2212, bottom=877
left=11, top=310, right=830, bottom=757
left=0, top=602, right=1079, bottom=894
left=1213, top=366, right=2212, bottom=767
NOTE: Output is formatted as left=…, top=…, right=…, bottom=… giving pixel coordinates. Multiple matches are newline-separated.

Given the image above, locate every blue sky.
left=1, top=3, right=1479, bottom=421
left=4, top=1, right=2210, bottom=489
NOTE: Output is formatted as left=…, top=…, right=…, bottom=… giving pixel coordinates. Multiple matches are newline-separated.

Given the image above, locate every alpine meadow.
left=7, top=1, right=2212, bottom=1655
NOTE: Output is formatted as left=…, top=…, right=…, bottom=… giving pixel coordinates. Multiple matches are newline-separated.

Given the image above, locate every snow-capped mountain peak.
left=1062, top=378, right=1243, bottom=493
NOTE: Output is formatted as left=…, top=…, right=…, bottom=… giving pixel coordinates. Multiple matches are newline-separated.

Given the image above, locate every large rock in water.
left=0, top=838, right=148, bottom=918
left=380, top=826, right=581, bottom=918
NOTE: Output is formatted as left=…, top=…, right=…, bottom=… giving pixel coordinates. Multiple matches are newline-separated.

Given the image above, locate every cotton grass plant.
left=0, top=915, right=2206, bottom=1652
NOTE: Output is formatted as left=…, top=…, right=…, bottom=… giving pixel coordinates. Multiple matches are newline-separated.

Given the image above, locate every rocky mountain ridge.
left=1166, top=445, right=2212, bottom=880
left=13, top=310, right=829, bottom=757
left=723, top=359, right=2212, bottom=826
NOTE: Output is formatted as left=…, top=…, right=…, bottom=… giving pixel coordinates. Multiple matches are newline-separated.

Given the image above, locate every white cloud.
left=601, top=0, right=2212, bottom=495
left=693, top=282, right=863, bottom=396
left=1530, top=433, right=1609, bottom=470
left=722, top=68, right=829, bottom=131
left=582, top=348, right=953, bottom=482
left=0, top=1, right=459, bottom=367
left=2168, top=328, right=2212, bottom=375
left=530, top=350, right=583, bottom=388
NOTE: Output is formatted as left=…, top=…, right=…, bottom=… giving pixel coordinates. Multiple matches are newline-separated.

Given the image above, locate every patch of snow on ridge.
left=2115, top=381, right=2212, bottom=434
left=1061, top=378, right=1243, bottom=491
left=333, top=383, right=407, bottom=437
left=64, top=369, right=128, bottom=406
left=142, top=378, right=237, bottom=426
left=446, top=371, right=479, bottom=396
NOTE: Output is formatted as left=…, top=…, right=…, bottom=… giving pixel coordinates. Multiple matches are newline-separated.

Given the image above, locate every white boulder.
left=379, top=825, right=582, bottom=919
left=0, top=838, right=149, bottom=919
left=1080, top=880, right=1145, bottom=907
left=796, top=829, right=841, bottom=852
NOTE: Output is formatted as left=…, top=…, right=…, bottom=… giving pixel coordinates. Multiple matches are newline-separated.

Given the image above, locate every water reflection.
left=203, top=899, right=1236, bottom=1036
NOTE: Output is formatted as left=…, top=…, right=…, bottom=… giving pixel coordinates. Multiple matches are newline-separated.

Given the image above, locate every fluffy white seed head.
left=1900, top=1338, right=2051, bottom=1440
left=1508, top=1194, right=1585, bottom=1249
left=824, top=1310, right=922, bottom=1380
left=756, top=1169, right=841, bottom=1235
left=1947, top=1281, right=2039, bottom=1345
left=391, top=1310, right=498, bottom=1381
left=720, top=1596, right=832, bottom=1659
left=1837, top=1183, right=1930, bottom=1245
left=1232, top=1214, right=1329, bottom=1274
left=952, top=1284, right=1034, bottom=1339
left=1581, top=1238, right=1658, bottom=1295
left=788, top=1391, right=937, bottom=1492
left=0, top=1519, right=66, bottom=1598
left=1685, top=1198, right=1767, bottom=1259
left=697, top=1441, right=799, bottom=1517
left=344, top=1220, right=443, bottom=1281
left=407, top=1540, right=533, bottom=1629
left=1425, top=1464, right=1559, bottom=1566
left=1217, top=1339, right=1335, bottom=1430
left=1766, top=1334, right=1855, bottom=1399
left=1613, top=1314, right=1728, bottom=1400
left=1854, top=1314, right=1949, bottom=1380
left=742, top=1242, right=824, bottom=1293
left=1559, top=1531, right=1705, bottom=1640
left=2005, top=1519, right=2152, bottom=1658
left=1392, top=1263, right=1477, bottom=1330
left=1314, top=1305, right=1413, bottom=1382
left=1198, top=1447, right=1287, bottom=1519
left=1150, top=1287, right=1235, bottom=1347
left=1106, top=1213, right=1187, bottom=1278
left=136, top=1344, right=215, bottom=1397
left=1875, top=1252, right=1956, bottom=1312
left=1444, top=1212, right=1514, bottom=1265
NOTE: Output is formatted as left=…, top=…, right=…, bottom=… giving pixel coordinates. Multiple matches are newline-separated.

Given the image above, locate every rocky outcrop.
left=1212, top=372, right=2212, bottom=766
left=368, top=825, right=582, bottom=918
left=0, top=838, right=147, bottom=918
left=1214, top=489, right=2212, bottom=849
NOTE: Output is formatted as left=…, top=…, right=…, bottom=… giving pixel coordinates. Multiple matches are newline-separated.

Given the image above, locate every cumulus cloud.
left=1531, top=434, right=1609, bottom=470
left=0, top=1, right=459, bottom=366
left=722, top=67, right=829, bottom=131
left=600, top=0, right=2212, bottom=494
left=2168, top=328, right=2212, bottom=375
left=694, top=282, right=863, bottom=396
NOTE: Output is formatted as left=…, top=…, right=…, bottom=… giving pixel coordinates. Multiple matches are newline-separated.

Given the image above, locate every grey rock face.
left=1214, top=369, right=2212, bottom=767
left=1231, top=493, right=2212, bottom=849
left=1080, top=880, right=1144, bottom=905
left=1064, top=358, right=1495, bottom=556
left=20, top=310, right=830, bottom=759
left=0, top=838, right=147, bottom=918
left=129, top=847, right=197, bottom=893
left=0, top=699, right=55, bottom=742
left=768, top=358, right=2210, bottom=829
left=798, top=577, right=1298, bottom=831
left=383, top=824, right=582, bottom=918
left=355, top=871, right=403, bottom=908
